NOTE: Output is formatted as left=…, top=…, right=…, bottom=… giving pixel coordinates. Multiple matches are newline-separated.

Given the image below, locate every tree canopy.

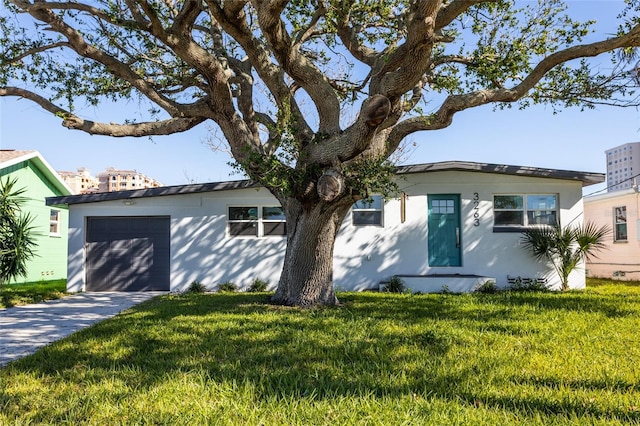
left=1, top=0, right=639, bottom=305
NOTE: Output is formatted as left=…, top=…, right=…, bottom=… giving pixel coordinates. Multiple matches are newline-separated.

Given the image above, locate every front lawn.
left=0, top=279, right=68, bottom=308
left=1, top=283, right=639, bottom=425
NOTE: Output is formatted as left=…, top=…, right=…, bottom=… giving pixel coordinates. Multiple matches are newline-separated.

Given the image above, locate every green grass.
left=1, top=282, right=640, bottom=425
left=0, top=279, right=68, bottom=308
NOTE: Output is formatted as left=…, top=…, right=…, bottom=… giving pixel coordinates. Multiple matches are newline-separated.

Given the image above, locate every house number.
left=473, top=192, right=480, bottom=226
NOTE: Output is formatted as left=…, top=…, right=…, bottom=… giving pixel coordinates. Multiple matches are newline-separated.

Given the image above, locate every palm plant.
left=521, top=222, right=610, bottom=291
left=0, top=177, right=37, bottom=286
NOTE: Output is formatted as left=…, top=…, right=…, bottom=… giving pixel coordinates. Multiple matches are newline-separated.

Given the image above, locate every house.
left=583, top=187, right=640, bottom=281
left=0, top=150, right=72, bottom=284
left=46, top=161, right=604, bottom=293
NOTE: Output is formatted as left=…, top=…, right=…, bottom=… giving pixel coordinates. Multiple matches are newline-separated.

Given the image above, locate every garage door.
left=86, top=217, right=170, bottom=291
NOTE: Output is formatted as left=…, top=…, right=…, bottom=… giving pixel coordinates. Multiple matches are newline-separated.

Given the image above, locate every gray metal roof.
left=47, top=179, right=258, bottom=206
left=46, top=161, right=604, bottom=206
left=394, top=161, right=604, bottom=186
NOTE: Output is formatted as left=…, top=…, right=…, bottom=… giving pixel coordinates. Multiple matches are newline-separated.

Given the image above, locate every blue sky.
left=1, top=1, right=638, bottom=196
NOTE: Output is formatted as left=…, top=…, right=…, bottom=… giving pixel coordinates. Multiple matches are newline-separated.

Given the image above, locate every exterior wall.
left=334, top=171, right=586, bottom=291
left=66, top=187, right=286, bottom=293
left=65, top=171, right=588, bottom=293
left=584, top=190, right=640, bottom=280
left=1, top=161, right=69, bottom=283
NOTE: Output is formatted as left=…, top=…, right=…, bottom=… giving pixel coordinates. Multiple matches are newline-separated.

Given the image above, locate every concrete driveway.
left=0, top=292, right=165, bottom=368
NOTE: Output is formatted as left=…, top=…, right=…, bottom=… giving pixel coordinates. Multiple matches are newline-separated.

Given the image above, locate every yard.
left=1, top=279, right=639, bottom=425
left=0, top=279, right=67, bottom=308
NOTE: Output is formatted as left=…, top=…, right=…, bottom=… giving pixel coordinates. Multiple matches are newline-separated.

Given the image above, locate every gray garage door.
left=86, top=216, right=170, bottom=291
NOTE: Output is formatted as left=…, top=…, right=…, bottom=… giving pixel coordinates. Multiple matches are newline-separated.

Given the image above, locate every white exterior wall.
left=66, top=171, right=588, bottom=293
left=67, top=187, right=286, bottom=293
left=334, top=171, right=586, bottom=291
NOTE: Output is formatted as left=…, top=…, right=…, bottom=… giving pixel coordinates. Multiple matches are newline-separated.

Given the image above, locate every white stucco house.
left=46, top=161, right=604, bottom=293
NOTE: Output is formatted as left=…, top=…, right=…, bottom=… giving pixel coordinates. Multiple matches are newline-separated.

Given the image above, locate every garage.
left=85, top=216, right=170, bottom=291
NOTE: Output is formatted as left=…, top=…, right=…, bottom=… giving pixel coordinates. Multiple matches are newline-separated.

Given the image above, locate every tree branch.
left=302, top=95, right=391, bottom=165
left=1, top=41, right=70, bottom=64
left=254, top=0, right=341, bottom=134
left=27, top=1, right=147, bottom=29
left=208, top=2, right=314, bottom=141
left=387, top=25, right=640, bottom=154
left=11, top=0, right=186, bottom=115
left=0, top=86, right=206, bottom=136
left=370, top=1, right=442, bottom=98
left=332, top=4, right=378, bottom=66
left=171, top=0, right=203, bottom=36
left=435, top=0, right=490, bottom=31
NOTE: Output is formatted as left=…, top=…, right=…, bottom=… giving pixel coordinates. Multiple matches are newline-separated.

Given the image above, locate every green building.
left=0, top=150, right=72, bottom=284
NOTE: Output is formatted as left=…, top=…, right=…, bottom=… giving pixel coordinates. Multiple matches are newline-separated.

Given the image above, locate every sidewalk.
left=0, top=292, right=165, bottom=368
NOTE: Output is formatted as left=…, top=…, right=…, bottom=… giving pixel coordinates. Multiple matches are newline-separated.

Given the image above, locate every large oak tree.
left=1, top=0, right=639, bottom=306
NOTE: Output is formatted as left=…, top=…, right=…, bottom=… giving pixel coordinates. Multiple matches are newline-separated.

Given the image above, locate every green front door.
left=428, top=194, right=462, bottom=267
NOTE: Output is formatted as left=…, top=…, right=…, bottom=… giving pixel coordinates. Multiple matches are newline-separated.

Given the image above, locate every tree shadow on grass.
left=2, top=292, right=639, bottom=423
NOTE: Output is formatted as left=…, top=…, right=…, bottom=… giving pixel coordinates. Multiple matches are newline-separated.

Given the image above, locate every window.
left=50, top=210, right=61, bottom=236
left=493, top=194, right=558, bottom=228
left=352, top=195, right=383, bottom=226
left=431, top=199, right=455, bottom=214
left=614, top=206, right=627, bottom=241
left=227, top=206, right=286, bottom=237
left=228, top=206, right=258, bottom=236
left=262, top=207, right=286, bottom=236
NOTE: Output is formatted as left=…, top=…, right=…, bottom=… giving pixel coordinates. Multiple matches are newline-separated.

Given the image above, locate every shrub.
left=186, top=280, right=207, bottom=293
left=385, top=276, right=406, bottom=293
left=0, top=178, right=37, bottom=287
left=474, top=280, right=499, bottom=294
left=248, top=278, right=269, bottom=292
left=218, top=281, right=238, bottom=293
left=521, top=222, right=609, bottom=291
left=508, top=277, right=550, bottom=292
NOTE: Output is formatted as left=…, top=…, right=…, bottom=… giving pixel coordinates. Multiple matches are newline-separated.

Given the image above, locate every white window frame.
left=614, top=206, right=627, bottom=242
left=352, top=195, right=384, bottom=226
left=227, top=205, right=286, bottom=238
left=50, top=209, right=61, bottom=236
left=261, top=206, right=287, bottom=237
left=493, top=194, right=558, bottom=229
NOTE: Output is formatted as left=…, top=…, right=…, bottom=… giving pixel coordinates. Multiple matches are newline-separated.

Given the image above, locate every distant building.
left=606, top=142, right=640, bottom=192
left=97, top=167, right=163, bottom=192
left=57, top=167, right=99, bottom=194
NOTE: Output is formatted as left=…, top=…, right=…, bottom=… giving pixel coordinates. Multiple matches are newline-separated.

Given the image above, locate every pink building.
left=584, top=188, right=640, bottom=280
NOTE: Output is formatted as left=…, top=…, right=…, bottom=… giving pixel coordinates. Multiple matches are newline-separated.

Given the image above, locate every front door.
left=428, top=194, right=462, bottom=267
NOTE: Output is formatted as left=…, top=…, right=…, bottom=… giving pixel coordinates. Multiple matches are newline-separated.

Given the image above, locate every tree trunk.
left=272, top=198, right=353, bottom=307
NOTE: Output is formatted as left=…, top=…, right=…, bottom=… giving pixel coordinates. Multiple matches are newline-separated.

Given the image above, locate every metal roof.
left=46, top=160, right=604, bottom=206
left=47, top=179, right=258, bottom=205
left=394, top=161, right=604, bottom=186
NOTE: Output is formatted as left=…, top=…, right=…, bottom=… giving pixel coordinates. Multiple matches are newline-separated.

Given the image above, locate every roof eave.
left=395, top=161, right=605, bottom=187
left=46, top=179, right=259, bottom=206
left=47, top=160, right=605, bottom=206
left=1, top=151, right=73, bottom=196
